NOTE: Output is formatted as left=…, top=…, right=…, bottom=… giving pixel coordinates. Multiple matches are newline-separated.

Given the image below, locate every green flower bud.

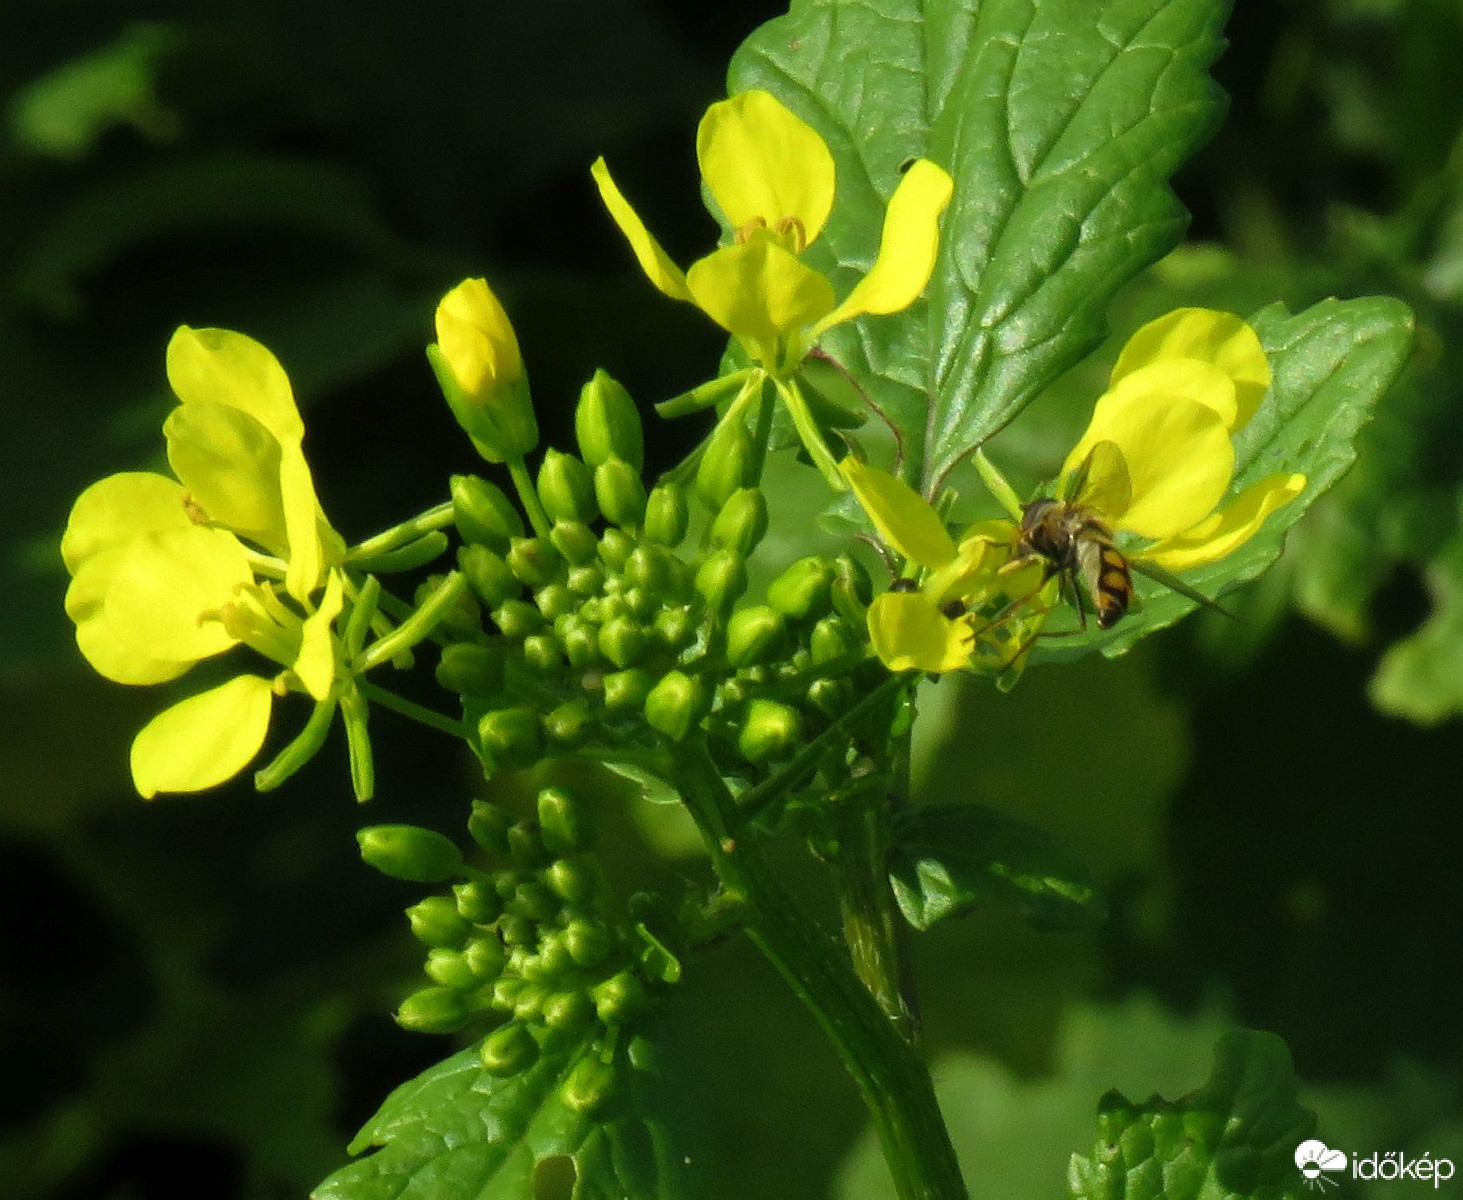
left=543, top=859, right=593, bottom=904
left=544, top=698, right=594, bottom=746
left=357, top=824, right=464, bottom=883
left=696, top=419, right=755, bottom=510
left=537, top=448, right=598, bottom=523
left=566, top=563, right=605, bottom=598
left=507, top=879, right=558, bottom=921
left=725, top=605, right=787, bottom=667
left=536, top=786, right=590, bottom=854
left=622, top=586, right=659, bottom=622
left=468, top=799, right=513, bottom=853
left=563, top=1056, right=617, bottom=1113
left=541, top=990, right=594, bottom=1033
left=576, top=368, right=644, bottom=469
left=644, top=670, right=708, bottom=741
left=498, top=913, right=537, bottom=947
left=810, top=614, right=855, bottom=664
left=831, top=553, right=873, bottom=624
left=513, top=981, right=551, bottom=1020
left=481, top=1022, right=537, bottom=1074
left=478, top=707, right=543, bottom=770
left=506, top=820, right=551, bottom=869
left=549, top=520, right=599, bottom=565
left=738, top=698, right=803, bottom=763
left=597, top=528, right=635, bottom=572
left=463, top=933, right=507, bottom=978
left=535, top=583, right=576, bottom=621
left=521, top=632, right=564, bottom=674
left=406, top=896, right=471, bottom=947
left=653, top=606, right=694, bottom=651
left=694, top=549, right=747, bottom=617
left=594, top=457, right=647, bottom=528
left=424, top=947, right=478, bottom=990
left=396, top=985, right=469, bottom=1033
left=598, top=614, right=649, bottom=669
left=436, top=641, right=504, bottom=695
left=643, top=481, right=689, bottom=547
left=458, top=543, right=520, bottom=607
left=414, top=574, right=481, bottom=640
left=709, top=488, right=768, bottom=557
left=491, top=975, right=526, bottom=1012
left=506, top=537, right=562, bottom=588
left=454, top=879, right=501, bottom=924
left=806, top=676, right=851, bottom=717
left=565, top=920, right=614, bottom=968
left=591, top=971, right=648, bottom=1024
left=623, top=545, right=668, bottom=593
left=451, top=473, right=523, bottom=552
left=767, top=556, right=834, bottom=621
left=494, top=868, right=532, bottom=900
left=431, top=279, right=537, bottom=462
left=491, top=598, right=542, bottom=639
left=603, top=667, right=654, bottom=714
left=561, top=620, right=601, bottom=669
left=519, top=935, right=573, bottom=984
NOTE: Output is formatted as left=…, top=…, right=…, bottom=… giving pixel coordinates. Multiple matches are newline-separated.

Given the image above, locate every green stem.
left=508, top=456, right=552, bottom=539
left=775, top=375, right=846, bottom=493
left=357, top=571, right=468, bottom=671
left=346, top=501, right=455, bottom=562
left=670, top=739, right=966, bottom=1200
left=355, top=679, right=468, bottom=739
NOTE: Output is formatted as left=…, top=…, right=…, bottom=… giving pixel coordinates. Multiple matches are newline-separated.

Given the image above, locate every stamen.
left=774, top=215, right=807, bottom=253
left=733, top=216, right=768, bottom=245
left=181, top=492, right=210, bottom=525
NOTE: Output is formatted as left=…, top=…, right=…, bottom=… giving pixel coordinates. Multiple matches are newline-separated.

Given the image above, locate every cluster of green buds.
left=429, top=367, right=883, bottom=787
left=358, top=787, right=676, bottom=1092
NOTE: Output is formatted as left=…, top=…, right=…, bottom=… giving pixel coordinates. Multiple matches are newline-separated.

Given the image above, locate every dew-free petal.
left=165, top=401, right=288, bottom=554
left=840, top=458, right=957, bottom=570
left=130, top=674, right=274, bottom=798
left=279, top=443, right=327, bottom=601
left=166, top=326, right=304, bottom=444
left=293, top=569, right=345, bottom=700
left=685, top=240, right=835, bottom=347
left=1143, top=472, right=1306, bottom=571
left=591, top=157, right=693, bottom=302
left=61, top=472, right=191, bottom=574
left=867, top=591, right=972, bottom=674
left=1110, top=308, right=1269, bottom=431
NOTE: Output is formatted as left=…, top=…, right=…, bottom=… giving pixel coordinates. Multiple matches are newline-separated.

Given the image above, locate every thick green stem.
left=508, top=456, right=553, bottom=539
left=671, top=739, right=966, bottom=1200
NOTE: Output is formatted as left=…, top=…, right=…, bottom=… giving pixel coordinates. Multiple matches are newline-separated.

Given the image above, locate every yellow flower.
left=428, top=277, right=538, bottom=463
left=62, top=328, right=347, bottom=798
left=591, top=90, right=954, bottom=376
left=840, top=459, right=1042, bottom=674
left=1055, top=308, right=1304, bottom=570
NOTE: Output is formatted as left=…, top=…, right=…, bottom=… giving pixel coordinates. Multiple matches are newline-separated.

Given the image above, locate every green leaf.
left=730, top=0, right=1232, bottom=486
left=1368, top=525, right=1463, bottom=724
left=313, top=1032, right=685, bottom=1200
left=1043, top=294, right=1415, bottom=660
left=888, top=803, right=1106, bottom=932
left=1068, top=1030, right=1317, bottom=1200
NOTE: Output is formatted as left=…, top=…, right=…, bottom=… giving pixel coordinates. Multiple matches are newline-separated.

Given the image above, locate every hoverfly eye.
left=939, top=599, right=967, bottom=619
left=890, top=578, right=919, bottom=593
left=897, top=156, right=916, bottom=174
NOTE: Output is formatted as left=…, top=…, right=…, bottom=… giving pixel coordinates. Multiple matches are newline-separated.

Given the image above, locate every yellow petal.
left=1143, top=472, right=1306, bottom=571
left=867, top=592, right=972, bottom=674
left=1110, top=308, right=1270, bottom=431
left=810, top=159, right=954, bottom=338
left=1101, top=357, right=1240, bottom=431
left=166, top=326, right=303, bottom=444
left=696, top=90, right=835, bottom=244
left=62, top=472, right=190, bottom=574
left=590, top=157, right=693, bottom=302
left=839, top=458, right=957, bottom=569
left=164, top=401, right=288, bottom=553
left=434, top=277, right=524, bottom=395
left=68, top=526, right=251, bottom=683
left=685, top=241, right=835, bottom=347
left=924, top=521, right=1016, bottom=602
left=130, top=674, right=274, bottom=798
left=279, top=443, right=328, bottom=601
left=1063, top=394, right=1233, bottom=540
left=293, top=570, right=344, bottom=700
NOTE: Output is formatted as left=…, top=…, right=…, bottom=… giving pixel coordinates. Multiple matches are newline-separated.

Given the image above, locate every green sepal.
left=451, top=473, right=524, bottom=551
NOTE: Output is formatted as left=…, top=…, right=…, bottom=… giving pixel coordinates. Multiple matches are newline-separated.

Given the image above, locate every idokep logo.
left=1296, top=1139, right=1458, bottom=1190
left=1296, top=1140, right=1348, bottom=1191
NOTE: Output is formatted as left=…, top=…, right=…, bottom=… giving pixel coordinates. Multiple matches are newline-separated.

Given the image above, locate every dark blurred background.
left=3, top=1, right=1463, bottom=1197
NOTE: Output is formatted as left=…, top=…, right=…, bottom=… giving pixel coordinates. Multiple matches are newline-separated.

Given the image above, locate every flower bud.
left=591, top=971, right=648, bottom=1024
left=506, top=537, right=562, bottom=588
left=506, top=879, right=558, bottom=921
left=643, top=482, right=689, bottom=547
left=696, top=419, right=755, bottom=509
left=603, top=667, right=654, bottom=713
left=463, top=933, right=507, bottom=978
left=491, top=976, right=526, bottom=1012
left=396, top=985, right=470, bottom=1033
left=598, top=614, right=649, bottom=669
left=520, top=633, right=564, bottom=675
left=406, top=896, right=471, bottom=947
left=537, top=449, right=598, bottom=524
left=597, top=528, right=635, bottom=572
left=561, top=620, right=602, bottom=669
left=468, top=799, right=513, bottom=853
left=431, top=278, right=537, bottom=462
left=424, top=947, right=478, bottom=990
left=576, top=369, right=643, bottom=469
left=542, top=990, right=594, bottom=1034
left=478, top=707, right=543, bottom=770
left=653, top=606, right=694, bottom=651
left=738, top=698, right=803, bottom=763
left=534, top=583, right=575, bottom=621
left=454, top=880, right=501, bottom=924
left=565, top=919, right=614, bottom=968
left=506, top=820, right=551, bottom=869
left=481, top=1022, right=537, bottom=1074
left=358, top=824, right=464, bottom=883
left=537, top=786, right=590, bottom=854
left=566, top=563, right=604, bottom=598
left=544, top=859, right=593, bottom=903
left=458, top=544, right=520, bottom=607
left=498, top=913, right=537, bottom=946
left=807, top=676, right=851, bottom=717
left=810, top=614, right=855, bottom=664
left=491, top=598, right=542, bottom=639
left=767, top=556, right=834, bottom=621
left=644, top=670, right=708, bottom=741
left=544, top=698, right=594, bottom=746
left=694, top=549, right=747, bottom=616
left=726, top=605, right=787, bottom=667
left=513, top=982, right=551, bottom=1020
left=451, top=473, right=523, bottom=551
left=414, top=574, right=481, bottom=640
left=563, top=1055, right=618, bottom=1113
left=436, top=642, right=504, bottom=695
left=831, top=553, right=873, bottom=624
left=594, top=457, right=647, bottom=528
left=709, top=488, right=768, bottom=557
left=549, top=520, right=598, bottom=566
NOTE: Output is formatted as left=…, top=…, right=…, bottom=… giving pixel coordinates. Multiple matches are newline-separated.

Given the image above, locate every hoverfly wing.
left=1064, top=439, right=1131, bottom=515
left=1130, top=560, right=1235, bottom=619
